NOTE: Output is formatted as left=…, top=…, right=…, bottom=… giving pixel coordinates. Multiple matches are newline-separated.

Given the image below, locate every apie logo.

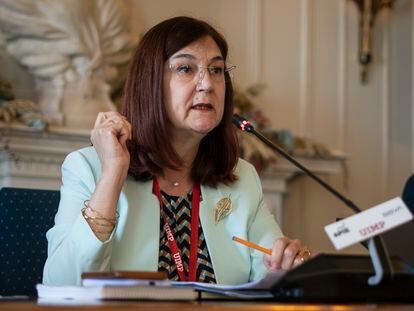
left=333, top=222, right=350, bottom=238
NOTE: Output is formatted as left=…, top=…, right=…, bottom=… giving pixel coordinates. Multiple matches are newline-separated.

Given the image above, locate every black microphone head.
left=232, top=114, right=254, bottom=132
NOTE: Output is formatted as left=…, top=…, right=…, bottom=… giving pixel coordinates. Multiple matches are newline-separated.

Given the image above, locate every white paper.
left=172, top=270, right=286, bottom=291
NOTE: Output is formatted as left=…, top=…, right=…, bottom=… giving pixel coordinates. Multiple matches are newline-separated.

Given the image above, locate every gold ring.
left=297, top=248, right=312, bottom=263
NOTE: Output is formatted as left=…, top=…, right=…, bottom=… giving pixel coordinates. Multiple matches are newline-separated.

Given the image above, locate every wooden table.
left=1, top=300, right=413, bottom=311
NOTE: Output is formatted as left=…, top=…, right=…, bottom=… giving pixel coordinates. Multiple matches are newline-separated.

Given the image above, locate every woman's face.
left=163, top=36, right=226, bottom=140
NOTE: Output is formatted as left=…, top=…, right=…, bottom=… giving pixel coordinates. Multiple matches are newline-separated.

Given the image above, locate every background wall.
left=1, top=0, right=412, bottom=254
left=126, top=0, right=413, bottom=253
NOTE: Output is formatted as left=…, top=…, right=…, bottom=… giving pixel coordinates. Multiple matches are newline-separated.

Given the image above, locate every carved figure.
left=0, top=76, right=46, bottom=129
left=0, top=0, right=136, bottom=128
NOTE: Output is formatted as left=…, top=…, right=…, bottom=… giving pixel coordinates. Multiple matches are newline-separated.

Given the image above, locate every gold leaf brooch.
left=214, top=196, right=232, bottom=224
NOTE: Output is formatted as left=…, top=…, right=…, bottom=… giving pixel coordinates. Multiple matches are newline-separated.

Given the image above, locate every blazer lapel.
left=116, top=177, right=160, bottom=271
left=199, top=184, right=247, bottom=285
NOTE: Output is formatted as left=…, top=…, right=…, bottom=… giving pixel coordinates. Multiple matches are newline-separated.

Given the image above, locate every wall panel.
left=261, top=0, right=302, bottom=133
left=115, top=0, right=413, bottom=252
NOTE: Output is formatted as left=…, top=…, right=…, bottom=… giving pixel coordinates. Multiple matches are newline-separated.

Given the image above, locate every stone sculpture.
left=0, top=0, right=137, bottom=128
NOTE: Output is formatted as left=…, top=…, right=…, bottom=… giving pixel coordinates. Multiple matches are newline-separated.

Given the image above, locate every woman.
left=43, top=16, right=311, bottom=286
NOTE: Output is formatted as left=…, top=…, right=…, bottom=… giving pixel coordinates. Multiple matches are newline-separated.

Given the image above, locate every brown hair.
left=122, top=16, right=238, bottom=187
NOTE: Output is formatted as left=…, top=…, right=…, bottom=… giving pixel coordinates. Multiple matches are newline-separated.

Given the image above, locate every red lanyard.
left=153, top=177, right=200, bottom=282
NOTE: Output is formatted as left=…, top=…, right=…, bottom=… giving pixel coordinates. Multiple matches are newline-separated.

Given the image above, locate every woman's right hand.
left=90, top=111, right=132, bottom=177
left=83, top=112, right=131, bottom=242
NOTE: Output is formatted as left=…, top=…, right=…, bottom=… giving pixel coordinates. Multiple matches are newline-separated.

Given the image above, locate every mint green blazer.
left=43, top=147, right=283, bottom=286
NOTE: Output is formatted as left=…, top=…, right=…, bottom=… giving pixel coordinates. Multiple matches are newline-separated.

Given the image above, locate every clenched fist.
left=91, top=111, right=132, bottom=177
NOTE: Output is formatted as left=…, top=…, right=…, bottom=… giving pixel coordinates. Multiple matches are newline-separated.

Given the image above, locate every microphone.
left=232, top=113, right=392, bottom=286
left=232, top=114, right=361, bottom=213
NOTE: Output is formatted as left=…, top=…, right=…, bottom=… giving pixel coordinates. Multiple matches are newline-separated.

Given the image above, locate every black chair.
left=0, top=187, right=59, bottom=297
left=402, top=174, right=414, bottom=214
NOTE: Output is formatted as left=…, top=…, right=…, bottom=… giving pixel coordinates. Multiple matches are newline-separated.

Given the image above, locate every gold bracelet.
left=83, top=200, right=119, bottom=219
left=81, top=200, right=118, bottom=225
left=81, top=209, right=116, bottom=235
left=81, top=207, right=117, bottom=226
left=82, top=214, right=116, bottom=227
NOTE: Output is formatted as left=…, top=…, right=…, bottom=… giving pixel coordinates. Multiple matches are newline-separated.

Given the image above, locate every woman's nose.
left=196, top=68, right=213, bottom=91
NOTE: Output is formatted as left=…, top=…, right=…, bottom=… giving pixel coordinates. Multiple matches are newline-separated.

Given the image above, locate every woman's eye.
left=209, top=67, right=224, bottom=75
left=177, top=64, right=193, bottom=74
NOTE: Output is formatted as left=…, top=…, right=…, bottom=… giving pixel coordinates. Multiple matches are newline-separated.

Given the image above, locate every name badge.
left=325, top=197, right=413, bottom=250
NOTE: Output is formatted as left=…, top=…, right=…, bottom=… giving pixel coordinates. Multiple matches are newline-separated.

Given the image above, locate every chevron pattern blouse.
left=157, top=190, right=216, bottom=283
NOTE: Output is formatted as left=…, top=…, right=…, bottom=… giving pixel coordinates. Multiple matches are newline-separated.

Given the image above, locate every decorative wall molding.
left=380, top=9, right=391, bottom=200
left=299, top=0, right=311, bottom=136
left=337, top=0, right=347, bottom=151
left=0, top=125, right=90, bottom=190
left=259, top=155, right=345, bottom=228
left=246, top=0, right=262, bottom=83
left=412, top=1, right=414, bottom=170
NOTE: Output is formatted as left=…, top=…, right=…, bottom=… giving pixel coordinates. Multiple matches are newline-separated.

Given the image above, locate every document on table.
left=37, top=270, right=286, bottom=301
left=172, top=270, right=286, bottom=299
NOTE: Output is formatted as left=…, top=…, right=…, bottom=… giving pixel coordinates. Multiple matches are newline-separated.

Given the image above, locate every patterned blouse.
left=157, top=190, right=216, bottom=283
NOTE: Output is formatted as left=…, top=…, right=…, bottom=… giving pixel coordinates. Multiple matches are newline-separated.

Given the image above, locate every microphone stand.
left=233, top=114, right=392, bottom=286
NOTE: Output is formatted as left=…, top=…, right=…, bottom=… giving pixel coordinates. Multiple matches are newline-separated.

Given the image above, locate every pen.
left=232, top=236, right=272, bottom=255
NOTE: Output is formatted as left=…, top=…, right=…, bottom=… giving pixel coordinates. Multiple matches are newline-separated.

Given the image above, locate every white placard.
left=325, top=197, right=413, bottom=250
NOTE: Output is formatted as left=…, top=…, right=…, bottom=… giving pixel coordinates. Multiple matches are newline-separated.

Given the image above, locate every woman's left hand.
left=263, top=237, right=312, bottom=271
